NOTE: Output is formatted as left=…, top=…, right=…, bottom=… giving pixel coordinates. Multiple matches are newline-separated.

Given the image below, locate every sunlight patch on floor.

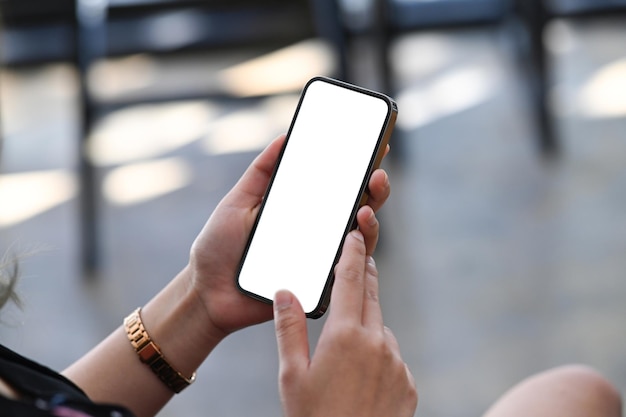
left=392, top=32, right=458, bottom=81
left=218, top=39, right=336, bottom=97
left=202, top=94, right=298, bottom=155
left=396, top=64, right=498, bottom=130
left=0, top=170, right=77, bottom=227
left=87, top=101, right=216, bottom=166
left=578, top=57, right=626, bottom=119
left=102, top=157, right=192, bottom=206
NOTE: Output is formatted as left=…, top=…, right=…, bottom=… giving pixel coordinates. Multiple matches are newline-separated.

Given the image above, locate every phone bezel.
left=235, top=76, right=397, bottom=318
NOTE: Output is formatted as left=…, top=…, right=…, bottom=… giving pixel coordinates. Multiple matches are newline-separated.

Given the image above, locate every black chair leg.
left=75, top=0, right=107, bottom=276
left=518, top=0, right=559, bottom=156
left=371, top=0, right=408, bottom=166
left=309, top=0, right=351, bottom=82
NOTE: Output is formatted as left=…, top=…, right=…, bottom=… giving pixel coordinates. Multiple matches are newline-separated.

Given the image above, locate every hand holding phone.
left=236, top=76, right=397, bottom=318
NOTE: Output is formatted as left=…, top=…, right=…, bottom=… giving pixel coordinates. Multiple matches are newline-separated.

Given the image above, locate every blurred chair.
left=515, top=0, right=626, bottom=156
left=74, top=0, right=328, bottom=274
left=1, top=0, right=346, bottom=274
left=338, top=0, right=520, bottom=163
left=342, top=0, right=626, bottom=159
left=373, top=0, right=514, bottom=96
left=0, top=0, right=77, bottom=65
left=546, top=0, right=626, bottom=15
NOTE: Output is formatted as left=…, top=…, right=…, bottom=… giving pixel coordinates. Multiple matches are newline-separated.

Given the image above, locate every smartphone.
left=236, top=76, right=397, bottom=318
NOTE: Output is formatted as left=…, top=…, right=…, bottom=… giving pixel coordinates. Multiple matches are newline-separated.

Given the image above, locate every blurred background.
left=1, top=0, right=626, bottom=416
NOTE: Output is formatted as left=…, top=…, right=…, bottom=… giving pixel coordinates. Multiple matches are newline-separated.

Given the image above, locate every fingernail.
left=351, top=230, right=364, bottom=242
left=367, top=256, right=376, bottom=267
left=367, top=209, right=377, bottom=227
left=274, top=290, right=293, bottom=311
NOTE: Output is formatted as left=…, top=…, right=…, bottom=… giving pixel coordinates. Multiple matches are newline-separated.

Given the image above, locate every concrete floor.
left=1, top=16, right=626, bottom=417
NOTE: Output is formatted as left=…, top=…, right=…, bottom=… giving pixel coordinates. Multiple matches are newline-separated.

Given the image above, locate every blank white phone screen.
left=237, top=79, right=390, bottom=314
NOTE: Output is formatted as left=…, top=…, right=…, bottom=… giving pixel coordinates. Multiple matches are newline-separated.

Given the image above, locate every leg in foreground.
left=483, top=365, right=622, bottom=417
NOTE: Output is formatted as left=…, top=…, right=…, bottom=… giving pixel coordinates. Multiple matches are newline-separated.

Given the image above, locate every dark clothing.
left=0, top=344, right=134, bottom=417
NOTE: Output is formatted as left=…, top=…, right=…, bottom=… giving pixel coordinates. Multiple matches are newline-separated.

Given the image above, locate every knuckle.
left=384, top=326, right=400, bottom=347
left=328, top=323, right=373, bottom=353
left=366, top=288, right=379, bottom=303
left=335, top=262, right=364, bottom=285
left=279, top=362, right=301, bottom=388
left=365, top=266, right=379, bottom=302
left=331, top=323, right=363, bottom=345
left=358, top=329, right=388, bottom=355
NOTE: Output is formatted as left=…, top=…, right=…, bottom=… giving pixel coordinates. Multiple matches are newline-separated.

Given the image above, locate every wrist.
left=124, top=307, right=197, bottom=393
left=139, top=267, right=226, bottom=379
